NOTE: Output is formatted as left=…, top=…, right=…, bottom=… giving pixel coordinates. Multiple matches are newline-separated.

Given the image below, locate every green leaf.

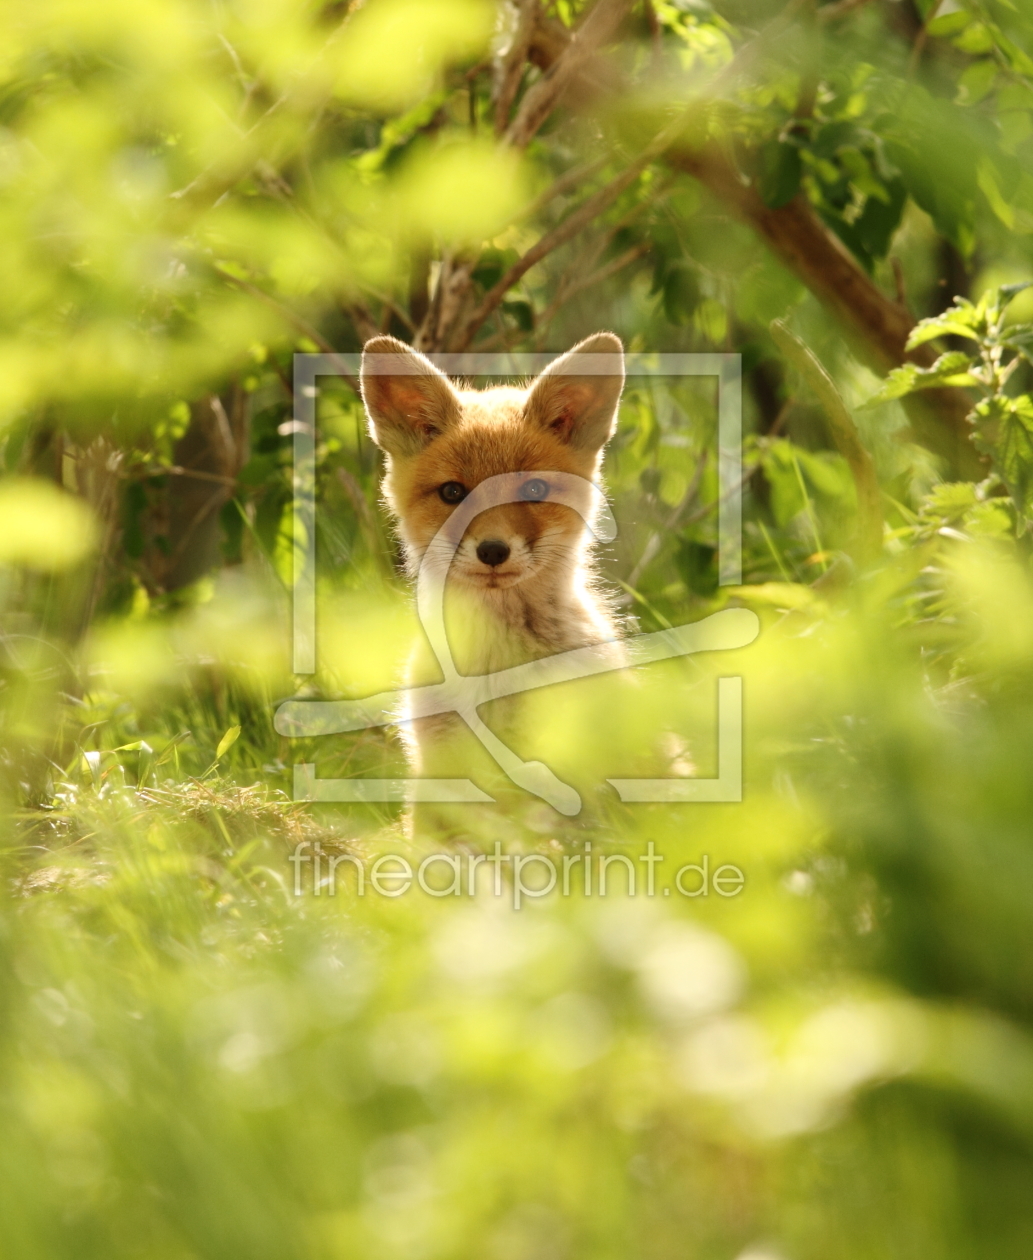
left=819, top=172, right=907, bottom=272
left=957, top=59, right=998, bottom=107
left=81, top=750, right=102, bottom=787
left=473, top=247, right=519, bottom=290
left=972, top=395, right=1033, bottom=517
left=999, top=282, right=1033, bottom=310
left=977, top=161, right=1015, bottom=228
left=761, top=441, right=806, bottom=526
left=965, top=499, right=1014, bottom=537
left=923, top=482, right=979, bottom=521
left=502, top=299, right=534, bottom=331
left=864, top=352, right=979, bottom=405
left=1001, top=323, right=1033, bottom=358
left=865, top=365, right=920, bottom=404
left=757, top=140, right=802, bottom=210
left=886, top=91, right=979, bottom=257
left=656, top=261, right=700, bottom=326
left=953, top=21, right=995, bottom=55
left=215, top=725, right=242, bottom=761
left=852, top=176, right=907, bottom=262
left=153, top=732, right=190, bottom=768
left=760, top=440, right=854, bottom=525
left=927, top=9, right=972, bottom=38
left=906, top=320, right=981, bottom=350
left=674, top=539, right=717, bottom=597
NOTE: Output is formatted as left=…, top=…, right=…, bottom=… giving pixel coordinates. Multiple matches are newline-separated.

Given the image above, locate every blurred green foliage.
left=3, top=0, right=1033, bottom=1257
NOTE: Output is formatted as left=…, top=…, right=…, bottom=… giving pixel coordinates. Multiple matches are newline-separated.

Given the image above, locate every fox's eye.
left=520, top=478, right=549, bottom=502
left=438, top=481, right=467, bottom=505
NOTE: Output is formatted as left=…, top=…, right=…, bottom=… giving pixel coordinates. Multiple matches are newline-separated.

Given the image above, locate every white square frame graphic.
left=282, top=351, right=747, bottom=806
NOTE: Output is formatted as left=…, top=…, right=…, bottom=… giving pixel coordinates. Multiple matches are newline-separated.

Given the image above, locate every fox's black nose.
left=476, top=539, right=511, bottom=567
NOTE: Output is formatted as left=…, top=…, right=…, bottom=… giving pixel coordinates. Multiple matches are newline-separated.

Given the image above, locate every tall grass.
left=4, top=382, right=1033, bottom=1256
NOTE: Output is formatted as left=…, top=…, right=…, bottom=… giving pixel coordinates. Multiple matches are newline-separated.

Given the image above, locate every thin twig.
left=815, top=0, right=875, bottom=22
left=626, top=450, right=709, bottom=589
left=705, top=0, right=815, bottom=99
left=620, top=460, right=759, bottom=601
left=215, top=265, right=360, bottom=395
left=534, top=241, right=651, bottom=345
left=137, top=465, right=238, bottom=487
left=359, top=285, right=415, bottom=333
left=455, top=171, right=646, bottom=346
left=510, top=155, right=610, bottom=226
left=907, top=0, right=943, bottom=77
left=536, top=182, right=659, bottom=326
left=768, top=394, right=795, bottom=437
left=169, top=91, right=289, bottom=201
left=341, top=301, right=379, bottom=343
left=680, top=462, right=760, bottom=529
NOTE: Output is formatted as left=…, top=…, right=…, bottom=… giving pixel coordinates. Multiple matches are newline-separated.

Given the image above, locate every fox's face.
left=360, top=334, right=624, bottom=593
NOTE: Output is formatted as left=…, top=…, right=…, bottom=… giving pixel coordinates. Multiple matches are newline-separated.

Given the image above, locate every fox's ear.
left=360, top=336, right=460, bottom=458
left=525, top=332, right=625, bottom=454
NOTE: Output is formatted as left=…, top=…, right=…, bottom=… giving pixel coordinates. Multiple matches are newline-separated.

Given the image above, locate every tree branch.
left=528, top=6, right=982, bottom=478
left=456, top=114, right=686, bottom=350
left=505, top=0, right=635, bottom=149
left=453, top=163, right=643, bottom=349
left=666, top=143, right=980, bottom=476
left=414, top=2, right=634, bottom=352
left=493, top=0, right=540, bottom=135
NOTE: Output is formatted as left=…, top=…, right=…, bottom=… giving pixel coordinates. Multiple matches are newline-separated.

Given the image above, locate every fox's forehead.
left=453, top=384, right=528, bottom=425
left=416, top=420, right=581, bottom=486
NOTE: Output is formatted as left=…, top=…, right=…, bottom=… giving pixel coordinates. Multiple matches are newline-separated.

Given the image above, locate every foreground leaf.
left=215, top=725, right=242, bottom=761
left=973, top=395, right=1033, bottom=517
left=864, top=352, right=980, bottom=405
left=906, top=320, right=982, bottom=349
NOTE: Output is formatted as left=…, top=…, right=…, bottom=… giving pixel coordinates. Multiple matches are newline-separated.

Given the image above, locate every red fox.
left=360, top=332, right=628, bottom=839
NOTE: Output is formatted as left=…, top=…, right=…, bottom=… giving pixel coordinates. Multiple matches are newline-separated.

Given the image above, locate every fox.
left=360, top=331, right=631, bottom=841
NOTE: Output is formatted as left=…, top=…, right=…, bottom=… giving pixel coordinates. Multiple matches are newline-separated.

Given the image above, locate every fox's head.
left=360, top=333, right=624, bottom=593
